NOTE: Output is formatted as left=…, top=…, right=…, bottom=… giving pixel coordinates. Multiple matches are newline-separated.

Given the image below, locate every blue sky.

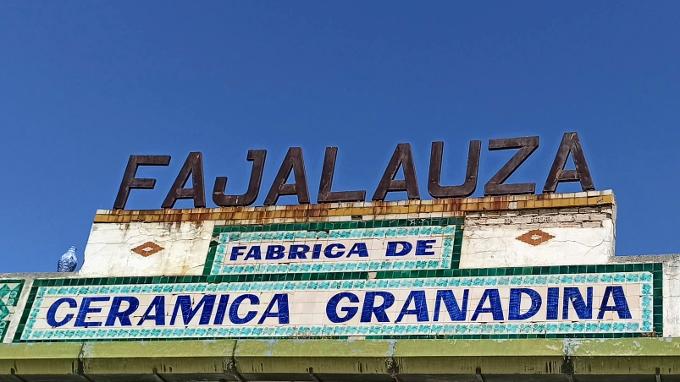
left=0, top=2, right=678, bottom=272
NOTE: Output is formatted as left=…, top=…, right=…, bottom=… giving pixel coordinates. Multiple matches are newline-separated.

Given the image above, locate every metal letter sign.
left=113, top=132, right=595, bottom=209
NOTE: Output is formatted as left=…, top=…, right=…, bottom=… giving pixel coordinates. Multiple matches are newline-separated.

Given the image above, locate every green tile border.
left=0, top=279, right=24, bottom=342
left=19, top=272, right=652, bottom=341
left=210, top=225, right=456, bottom=275
left=203, top=218, right=464, bottom=276
left=12, top=263, right=663, bottom=342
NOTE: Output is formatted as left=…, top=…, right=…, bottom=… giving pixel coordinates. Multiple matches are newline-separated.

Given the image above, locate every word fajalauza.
left=114, top=132, right=594, bottom=209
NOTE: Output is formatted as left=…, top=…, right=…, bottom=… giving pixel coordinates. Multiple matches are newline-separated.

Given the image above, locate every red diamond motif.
left=131, top=242, right=164, bottom=257
left=516, top=229, right=555, bottom=246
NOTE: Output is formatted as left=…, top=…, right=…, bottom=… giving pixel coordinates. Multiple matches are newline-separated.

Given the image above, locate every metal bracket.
left=307, top=367, right=322, bottom=382
left=561, top=356, right=575, bottom=382
left=8, top=368, right=29, bottom=382
left=76, top=345, right=96, bottom=382
left=385, top=358, right=401, bottom=382
left=475, top=366, right=486, bottom=382
left=151, top=367, right=170, bottom=382
left=226, top=359, right=246, bottom=382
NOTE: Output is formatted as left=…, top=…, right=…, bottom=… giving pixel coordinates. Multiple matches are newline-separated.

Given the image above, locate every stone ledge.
left=93, top=190, right=615, bottom=224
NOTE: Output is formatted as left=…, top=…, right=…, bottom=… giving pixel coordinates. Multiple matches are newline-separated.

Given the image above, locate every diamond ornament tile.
left=516, top=229, right=555, bottom=246
left=131, top=242, right=164, bottom=257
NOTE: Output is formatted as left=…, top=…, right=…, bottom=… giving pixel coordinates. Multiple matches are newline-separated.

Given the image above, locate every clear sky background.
left=0, top=2, right=678, bottom=273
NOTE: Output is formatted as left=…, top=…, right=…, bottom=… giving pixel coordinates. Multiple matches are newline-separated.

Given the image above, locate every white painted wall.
left=460, top=221, right=615, bottom=268
left=79, top=221, right=214, bottom=277
left=663, top=258, right=680, bottom=337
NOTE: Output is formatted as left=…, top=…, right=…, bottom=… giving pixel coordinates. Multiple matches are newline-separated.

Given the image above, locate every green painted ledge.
left=81, top=339, right=236, bottom=377
left=0, top=338, right=680, bottom=381
left=235, top=339, right=394, bottom=379
left=0, top=342, right=83, bottom=382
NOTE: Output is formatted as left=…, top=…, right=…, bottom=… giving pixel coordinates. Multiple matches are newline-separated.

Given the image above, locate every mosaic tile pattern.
left=205, top=218, right=464, bottom=276
left=210, top=225, right=456, bottom=275
left=20, top=272, right=653, bottom=341
left=0, top=280, right=24, bottom=341
left=9, top=212, right=663, bottom=344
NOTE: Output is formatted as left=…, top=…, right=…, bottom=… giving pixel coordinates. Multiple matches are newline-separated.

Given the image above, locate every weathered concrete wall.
left=79, top=191, right=617, bottom=278
left=664, top=258, right=680, bottom=337
left=460, top=204, right=615, bottom=268
left=79, top=221, right=214, bottom=277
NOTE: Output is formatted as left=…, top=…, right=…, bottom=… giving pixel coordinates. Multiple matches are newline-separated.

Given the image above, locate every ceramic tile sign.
left=0, top=280, right=23, bottom=341
left=21, top=272, right=652, bottom=341
left=209, top=225, right=456, bottom=275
